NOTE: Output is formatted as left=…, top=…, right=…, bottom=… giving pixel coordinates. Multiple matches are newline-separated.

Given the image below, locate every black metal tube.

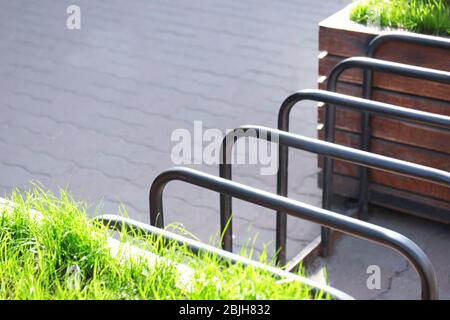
left=94, top=214, right=354, bottom=300
left=219, top=137, right=233, bottom=252
left=280, top=89, right=450, bottom=129
left=326, top=56, right=450, bottom=253
left=328, top=58, right=450, bottom=87
left=148, top=167, right=438, bottom=299
left=368, top=32, right=450, bottom=57
left=277, top=88, right=450, bottom=263
left=220, top=125, right=450, bottom=263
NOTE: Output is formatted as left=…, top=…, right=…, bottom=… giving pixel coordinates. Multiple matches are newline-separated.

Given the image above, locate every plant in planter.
left=0, top=188, right=330, bottom=300
left=317, top=0, right=450, bottom=222
left=350, top=0, right=450, bottom=36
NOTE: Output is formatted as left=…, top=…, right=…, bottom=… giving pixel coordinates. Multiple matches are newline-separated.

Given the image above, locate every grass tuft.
left=349, top=0, right=450, bottom=36
left=0, top=188, right=329, bottom=300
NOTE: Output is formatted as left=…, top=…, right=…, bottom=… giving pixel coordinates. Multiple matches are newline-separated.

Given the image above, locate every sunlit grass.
left=350, top=0, right=450, bottom=35
left=0, top=187, right=328, bottom=300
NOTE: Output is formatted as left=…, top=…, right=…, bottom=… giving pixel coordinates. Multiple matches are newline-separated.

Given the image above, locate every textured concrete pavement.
left=309, top=207, right=450, bottom=300
left=0, top=0, right=350, bottom=259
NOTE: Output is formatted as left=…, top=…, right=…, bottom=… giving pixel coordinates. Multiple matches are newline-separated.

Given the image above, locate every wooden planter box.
left=317, top=4, right=450, bottom=222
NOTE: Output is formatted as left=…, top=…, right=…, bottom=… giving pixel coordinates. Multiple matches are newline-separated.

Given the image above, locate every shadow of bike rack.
left=276, top=89, right=450, bottom=265
left=94, top=214, right=352, bottom=300
left=147, top=166, right=438, bottom=299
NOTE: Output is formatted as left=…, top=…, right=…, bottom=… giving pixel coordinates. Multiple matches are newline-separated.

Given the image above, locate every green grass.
left=0, top=187, right=328, bottom=300
left=349, top=0, right=450, bottom=36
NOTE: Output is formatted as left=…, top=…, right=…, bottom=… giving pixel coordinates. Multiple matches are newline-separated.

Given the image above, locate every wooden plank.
left=319, top=25, right=369, bottom=57
left=319, top=54, right=450, bottom=101
left=318, top=81, right=450, bottom=116
left=317, top=130, right=450, bottom=201
left=318, top=173, right=450, bottom=223
left=317, top=128, right=450, bottom=170
left=375, top=41, right=450, bottom=70
left=335, top=162, right=450, bottom=201
left=319, top=5, right=376, bottom=57
left=319, top=4, right=450, bottom=71
left=317, top=106, right=450, bottom=153
left=317, top=158, right=450, bottom=201
left=319, top=27, right=450, bottom=70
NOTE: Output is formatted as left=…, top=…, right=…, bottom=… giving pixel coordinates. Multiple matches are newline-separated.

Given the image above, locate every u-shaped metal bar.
left=148, top=166, right=438, bottom=299
left=325, top=57, right=450, bottom=253
left=276, top=89, right=450, bottom=265
left=367, top=32, right=450, bottom=58
left=218, top=125, right=450, bottom=264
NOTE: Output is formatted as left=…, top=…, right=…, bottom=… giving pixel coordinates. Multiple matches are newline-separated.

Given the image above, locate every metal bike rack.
left=365, top=33, right=450, bottom=211
left=218, top=125, right=450, bottom=265
left=327, top=57, right=450, bottom=214
left=94, top=214, right=353, bottom=300
left=362, top=31, right=450, bottom=212
left=107, top=32, right=449, bottom=300
left=276, top=89, right=450, bottom=265
left=147, top=166, right=438, bottom=299
left=324, top=57, right=450, bottom=255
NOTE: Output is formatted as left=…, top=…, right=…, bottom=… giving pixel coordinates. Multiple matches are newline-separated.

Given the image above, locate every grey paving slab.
left=0, top=0, right=350, bottom=261
left=309, top=207, right=450, bottom=300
